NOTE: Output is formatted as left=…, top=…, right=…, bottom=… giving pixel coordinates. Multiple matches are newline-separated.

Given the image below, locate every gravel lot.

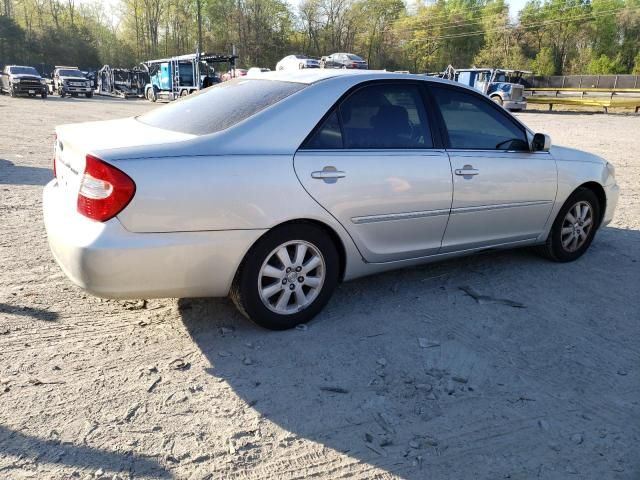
left=1, top=95, right=639, bottom=480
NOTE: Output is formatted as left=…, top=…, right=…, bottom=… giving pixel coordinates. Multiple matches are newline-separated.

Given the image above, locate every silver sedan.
left=44, top=70, right=619, bottom=330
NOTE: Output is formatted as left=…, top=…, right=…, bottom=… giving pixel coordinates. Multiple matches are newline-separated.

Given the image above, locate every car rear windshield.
left=10, top=66, right=39, bottom=75
left=347, top=54, right=364, bottom=61
left=137, top=78, right=306, bottom=136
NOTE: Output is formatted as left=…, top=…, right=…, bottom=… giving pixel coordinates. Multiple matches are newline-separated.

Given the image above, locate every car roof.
left=251, top=69, right=455, bottom=86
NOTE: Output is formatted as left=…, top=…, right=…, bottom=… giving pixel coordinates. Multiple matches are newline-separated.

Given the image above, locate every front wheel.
left=146, top=87, right=157, bottom=102
left=231, top=224, right=340, bottom=330
left=491, top=95, right=503, bottom=106
left=537, top=187, right=600, bottom=262
left=85, top=92, right=93, bottom=98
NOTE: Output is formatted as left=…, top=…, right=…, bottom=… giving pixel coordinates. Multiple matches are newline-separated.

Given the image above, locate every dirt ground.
left=1, top=95, right=639, bottom=480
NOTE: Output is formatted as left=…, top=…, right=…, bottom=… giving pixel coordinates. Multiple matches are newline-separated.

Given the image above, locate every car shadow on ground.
left=0, top=303, right=58, bottom=322
left=0, top=159, right=52, bottom=186
left=178, top=226, right=639, bottom=478
left=0, top=425, right=172, bottom=478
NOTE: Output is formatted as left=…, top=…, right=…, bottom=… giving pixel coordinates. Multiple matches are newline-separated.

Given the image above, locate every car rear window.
left=137, top=78, right=306, bottom=135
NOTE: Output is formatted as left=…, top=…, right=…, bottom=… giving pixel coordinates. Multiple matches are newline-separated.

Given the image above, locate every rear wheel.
left=231, top=224, right=339, bottom=330
left=537, top=187, right=600, bottom=262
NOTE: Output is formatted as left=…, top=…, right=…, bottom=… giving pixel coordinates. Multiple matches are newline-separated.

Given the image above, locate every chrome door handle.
left=311, top=170, right=346, bottom=179
left=454, top=165, right=479, bottom=176
left=311, top=166, right=346, bottom=183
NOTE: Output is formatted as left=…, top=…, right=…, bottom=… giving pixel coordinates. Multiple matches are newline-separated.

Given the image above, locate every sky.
left=76, top=0, right=532, bottom=24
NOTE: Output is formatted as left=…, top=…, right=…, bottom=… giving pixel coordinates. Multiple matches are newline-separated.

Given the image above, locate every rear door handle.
left=454, top=165, right=479, bottom=177
left=311, top=170, right=346, bottom=179
left=311, top=166, right=346, bottom=183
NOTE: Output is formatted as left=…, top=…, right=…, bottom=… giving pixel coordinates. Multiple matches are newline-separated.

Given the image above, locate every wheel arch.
left=576, top=181, right=606, bottom=226
left=234, top=218, right=348, bottom=286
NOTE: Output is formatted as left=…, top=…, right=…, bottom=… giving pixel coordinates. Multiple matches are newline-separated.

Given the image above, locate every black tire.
left=60, top=90, right=66, bottom=98
left=491, top=95, right=503, bottom=106
left=146, top=87, right=157, bottom=103
left=230, top=223, right=340, bottom=330
left=537, top=187, right=601, bottom=262
left=85, top=92, right=93, bottom=98
left=41, top=92, right=47, bottom=99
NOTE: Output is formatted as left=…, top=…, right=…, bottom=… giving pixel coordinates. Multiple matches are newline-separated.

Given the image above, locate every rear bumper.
left=504, top=99, right=527, bottom=110
left=43, top=180, right=265, bottom=299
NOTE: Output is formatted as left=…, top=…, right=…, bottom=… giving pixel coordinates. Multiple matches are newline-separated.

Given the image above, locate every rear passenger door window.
left=338, top=83, right=433, bottom=149
left=430, top=86, right=528, bottom=151
left=304, top=110, right=343, bottom=149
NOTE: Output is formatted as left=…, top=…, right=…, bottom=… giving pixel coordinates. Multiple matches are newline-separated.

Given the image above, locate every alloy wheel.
left=560, top=200, right=594, bottom=252
left=258, top=240, right=325, bottom=315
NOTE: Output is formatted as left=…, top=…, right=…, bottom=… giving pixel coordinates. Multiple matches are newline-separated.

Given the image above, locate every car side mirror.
left=532, top=133, right=551, bottom=152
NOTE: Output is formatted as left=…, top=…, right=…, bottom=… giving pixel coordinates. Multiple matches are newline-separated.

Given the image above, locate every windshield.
left=137, top=78, right=306, bottom=135
left=10, top=66, right=39, bottom=76
left=347, top=54, right=364, bottom=61
left=58, top=69, right=86, bottom=77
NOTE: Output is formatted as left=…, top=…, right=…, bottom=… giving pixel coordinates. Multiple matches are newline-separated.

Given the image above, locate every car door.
left=294, top=81, right=453, bottom=263
left=428, top=84, right=557, bottom=252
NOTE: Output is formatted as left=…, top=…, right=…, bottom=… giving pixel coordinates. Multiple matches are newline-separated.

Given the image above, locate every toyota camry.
left=44, top=70, right=619, bottom=330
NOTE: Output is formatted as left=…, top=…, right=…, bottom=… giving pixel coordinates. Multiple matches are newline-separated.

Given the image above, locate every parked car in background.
left=51, top=67, right=93, bottom=98
left=275, top=55, right=320, bottom=71
left=247, top=67, right=271, bottom=77
left=0, top=65, right=47, bottom=98
left=221, top=68, right=247, bottom=82
left=321, top=53, right=368, bottom=69
left=44, top=70, right=618, bottom=331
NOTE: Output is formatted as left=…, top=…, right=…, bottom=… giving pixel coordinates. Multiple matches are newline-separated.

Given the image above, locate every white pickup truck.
left=50, top=66, right=93, bottom=98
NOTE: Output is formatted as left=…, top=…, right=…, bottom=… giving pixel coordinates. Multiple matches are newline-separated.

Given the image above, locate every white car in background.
left=275, top=55, right=320, bottom=71
left=247, top=67, right=271, bottom=77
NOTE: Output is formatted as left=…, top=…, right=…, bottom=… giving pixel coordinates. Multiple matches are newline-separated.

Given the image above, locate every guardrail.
left=525, top=94, right=640, bottom=113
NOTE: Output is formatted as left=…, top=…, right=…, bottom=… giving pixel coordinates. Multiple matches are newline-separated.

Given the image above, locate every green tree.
left=587, top=53, right=626, bottom=73
left=633, top=51, right=640, bottom=74
left=531, top=46, right=555, bottom=74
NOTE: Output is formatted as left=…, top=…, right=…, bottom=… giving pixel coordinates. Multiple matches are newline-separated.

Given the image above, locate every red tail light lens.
left=77, top=155, right=136, bottom=222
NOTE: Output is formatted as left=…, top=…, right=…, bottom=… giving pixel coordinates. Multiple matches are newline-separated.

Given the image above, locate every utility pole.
left=196, top=0, right=202, bottom=53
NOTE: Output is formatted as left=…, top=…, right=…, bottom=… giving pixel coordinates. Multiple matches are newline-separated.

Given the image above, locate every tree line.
left=1, top=0, right=639, bottom=75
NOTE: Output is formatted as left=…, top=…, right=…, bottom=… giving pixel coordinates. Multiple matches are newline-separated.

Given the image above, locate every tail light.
left=77, top=155, right=136, bottom=222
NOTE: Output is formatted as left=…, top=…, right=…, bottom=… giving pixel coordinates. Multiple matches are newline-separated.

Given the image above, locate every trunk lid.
left=54, top=117, right=195, bottom=210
